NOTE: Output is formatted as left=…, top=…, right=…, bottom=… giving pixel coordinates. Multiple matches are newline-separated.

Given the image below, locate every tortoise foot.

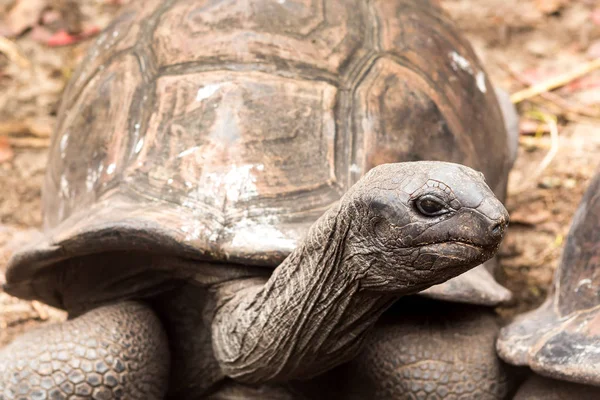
left=0, top=301, right=169, bottom=399
left=333, top=299, right=514, bottom=400
left=513, top=374, right=600, bottom=400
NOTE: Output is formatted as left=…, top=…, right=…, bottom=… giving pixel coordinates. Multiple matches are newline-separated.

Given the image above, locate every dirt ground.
left=0, top=0, right=599, bottom=348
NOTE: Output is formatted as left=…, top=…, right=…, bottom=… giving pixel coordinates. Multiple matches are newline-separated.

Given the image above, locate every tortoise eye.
left=415, top=195, right=448, bottom=217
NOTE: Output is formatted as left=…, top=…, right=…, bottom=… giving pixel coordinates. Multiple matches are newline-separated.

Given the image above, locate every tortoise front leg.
left=0, top=301, right=169, bottom=399
left=328, top=298, right=515, bottom=400
left=513, top=375, right=600, bottom=400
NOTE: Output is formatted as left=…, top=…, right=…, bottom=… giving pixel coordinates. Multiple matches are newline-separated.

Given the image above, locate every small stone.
left=563, top=178, right=577, bottom=188
left=538, top=176, right=561, bottom=189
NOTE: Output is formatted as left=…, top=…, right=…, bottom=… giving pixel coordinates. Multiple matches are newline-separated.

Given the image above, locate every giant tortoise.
left=497, top=164, right=600, bottom=399
left=0, top=0, right=512, bottom=399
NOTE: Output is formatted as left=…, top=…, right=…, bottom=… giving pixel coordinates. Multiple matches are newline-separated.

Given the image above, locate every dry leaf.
left=6, top=0, right=48, bottom=36
left=29, top=24, right=54, bottom=43
left=25, top=116, right=53, bottom=137
left=8, top=137, right=50, bottom=148
left=0, top=120, right=29, bottom=136
left=510, top=208, right=552, bottom=225
left=0, top=36, right=30, bottom=68
left=534, top=0, right=567, bottom=14
left=0, top=118, right=53, bottom=137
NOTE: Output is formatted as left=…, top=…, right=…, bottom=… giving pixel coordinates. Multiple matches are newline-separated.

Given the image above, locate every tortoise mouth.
left=416, top=240, right=497, bottom=264
left=415, top=238, right=496, bottom=251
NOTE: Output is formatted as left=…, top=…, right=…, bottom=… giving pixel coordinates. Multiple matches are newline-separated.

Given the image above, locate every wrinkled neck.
left=212, top=202, right=397, bottom=383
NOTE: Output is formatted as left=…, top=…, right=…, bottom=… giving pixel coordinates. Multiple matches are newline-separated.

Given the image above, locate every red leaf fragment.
left=44, top=26, right=100, bottom=47
left=5, top=0, right=48, bottom=37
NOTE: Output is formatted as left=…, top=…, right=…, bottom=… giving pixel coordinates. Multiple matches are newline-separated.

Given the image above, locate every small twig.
left=0, top=302, right=35, bottom=314
left=510, top=58, right=600, bottom=104
left=31, top=301, right=49, bottom=321
left=0, top=119, right=53, bottom=138
left=512, top=112, right=560, bottom=195
left=503, top=63, right=600, bottom=119
left=0, top=36, right=30, bottom=69
left=534, top=116, right=559, bottom=179
left=7, top=137, right=51, bottom=148
left=0, top=121, right=30, bottom=136
left=519, top=136, right=551, bottom=150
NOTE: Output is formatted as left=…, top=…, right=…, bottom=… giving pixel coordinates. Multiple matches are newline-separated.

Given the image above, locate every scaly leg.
left=329, top=298, right=515, bottom=400
left=0, top=301, right=169, bottom=399
left=513, top=375, right=600, bottom=400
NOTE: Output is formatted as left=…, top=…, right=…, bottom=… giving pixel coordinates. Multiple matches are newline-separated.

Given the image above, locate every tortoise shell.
left=497, top=166, right=600, bottom=386
left=6, top=0, right=512, bottom=305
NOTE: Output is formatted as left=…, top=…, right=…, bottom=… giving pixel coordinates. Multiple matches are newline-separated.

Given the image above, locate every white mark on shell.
left=476, top=71, right=487, bottom=93
left=196, top=84, right=221, bottom=102
left=59, top=134, right=69, bottom=159
left=576, top=278, right=593, bottom=292
left=134, top=138, right=144, bottom=154
left=106, top=163, right=116, bottom=175
left=350, top=164, right=361, bottom=174
left=230, top=220, right=296, bottom=251
left=450, top=51, right=472, bottom=73
left=449, top=51, right=487, bottom=94
left=177, top=146, right=201, bottom=158
left=178, top=216, right=219, bottom=243
left=96, top=34, right=106, bottom=45
left=59, top=175, right=69, bottom=198
left=570, top=342, right=600, bottom=355
left=178, top=164, right=269, bottom=243
left=203, top=164, right=264, bottom=203
left=85, top=167, right=100, bottom=192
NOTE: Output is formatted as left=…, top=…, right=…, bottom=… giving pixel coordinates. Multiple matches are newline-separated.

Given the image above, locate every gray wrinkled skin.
left=0, top=302, right=169, bottom=400
left=0, top=162, right=508, bottom=398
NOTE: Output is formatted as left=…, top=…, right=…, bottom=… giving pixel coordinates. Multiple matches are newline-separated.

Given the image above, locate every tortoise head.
left=346, top=161, right=509, bottom=294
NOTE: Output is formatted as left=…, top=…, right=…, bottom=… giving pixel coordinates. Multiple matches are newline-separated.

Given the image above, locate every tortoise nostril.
left=491, top=223, right=504, bottom=236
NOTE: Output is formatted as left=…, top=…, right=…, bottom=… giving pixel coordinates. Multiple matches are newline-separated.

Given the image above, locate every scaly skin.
left=0, top=302, right=169, bottom=400
left=327, top=298, right=514, bottom=400
left=0, top=162, right=508, bottom=398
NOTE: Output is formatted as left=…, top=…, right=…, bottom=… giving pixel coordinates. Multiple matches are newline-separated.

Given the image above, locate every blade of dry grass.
left=511, top=58, right=600, bottom=103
